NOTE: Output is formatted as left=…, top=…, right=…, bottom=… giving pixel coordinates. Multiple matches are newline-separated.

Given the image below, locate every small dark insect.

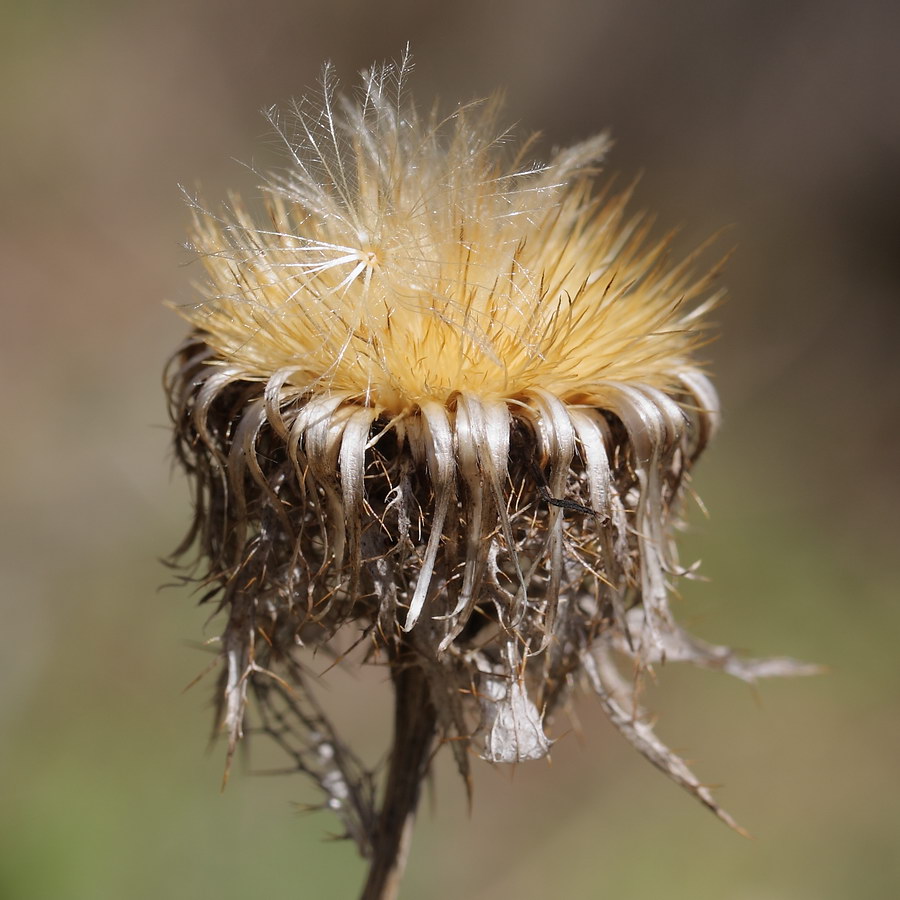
left=528, top=456, right=607, bottom=519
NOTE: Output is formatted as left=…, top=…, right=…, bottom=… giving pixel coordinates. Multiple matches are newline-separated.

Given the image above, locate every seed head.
left=165, top=54, right=817, bottom=856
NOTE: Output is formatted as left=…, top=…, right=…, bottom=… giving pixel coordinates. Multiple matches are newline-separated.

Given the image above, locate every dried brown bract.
left=165, top=52, right=817, bottom=899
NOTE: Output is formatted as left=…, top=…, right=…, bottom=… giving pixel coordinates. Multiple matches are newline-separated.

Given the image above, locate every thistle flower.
left=166, top=53, right=816, bottom=899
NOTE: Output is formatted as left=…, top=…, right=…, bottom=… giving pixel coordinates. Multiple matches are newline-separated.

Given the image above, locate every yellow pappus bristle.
left=166, top=55, right=818, bottom=872
left=181, top=64, right=718, bottom=416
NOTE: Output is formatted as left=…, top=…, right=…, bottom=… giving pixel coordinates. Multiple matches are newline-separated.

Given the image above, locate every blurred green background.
left=2, top=1, right=898, bottom=898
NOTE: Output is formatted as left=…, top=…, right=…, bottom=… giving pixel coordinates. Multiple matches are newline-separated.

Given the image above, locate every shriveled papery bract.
left=166, top=54, right=816, bottom=859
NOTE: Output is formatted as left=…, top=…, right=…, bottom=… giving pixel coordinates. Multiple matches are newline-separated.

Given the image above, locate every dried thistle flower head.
left=166, top=53, right=817, bottom=897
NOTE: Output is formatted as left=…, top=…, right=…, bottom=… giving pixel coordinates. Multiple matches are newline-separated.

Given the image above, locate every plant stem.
left=360, top=653, right=437, bottom=900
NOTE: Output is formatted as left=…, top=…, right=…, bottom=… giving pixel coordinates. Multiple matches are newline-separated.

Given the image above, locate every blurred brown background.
left=2, top=1, right=898, bottom=898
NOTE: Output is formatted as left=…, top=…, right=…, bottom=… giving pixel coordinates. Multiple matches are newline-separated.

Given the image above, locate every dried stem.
left=360, top=647, right=437, bottom=900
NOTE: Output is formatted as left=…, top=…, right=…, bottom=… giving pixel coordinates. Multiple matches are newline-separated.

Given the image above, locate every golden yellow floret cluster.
left=181, top=82, right=718, bottom=416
